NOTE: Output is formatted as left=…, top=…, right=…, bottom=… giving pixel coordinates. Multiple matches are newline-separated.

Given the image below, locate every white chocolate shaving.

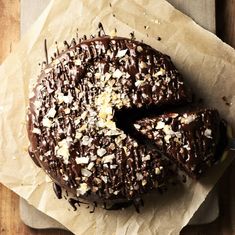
left=75, top=157, right=89, bottom=164
left=116, top=49, right=128, bottom=58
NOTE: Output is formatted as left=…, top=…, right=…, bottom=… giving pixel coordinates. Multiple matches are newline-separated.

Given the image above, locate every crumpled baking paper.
left=0, top=0, right=234, bottom=234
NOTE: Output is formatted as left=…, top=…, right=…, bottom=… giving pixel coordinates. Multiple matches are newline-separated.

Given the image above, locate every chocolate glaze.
left=68, top=198, right=80, bottom=211
left=89, top=201, right=97, bottom=213
left=53, top=183, right=62, bottom=199
left=215, top=120, right=228, bottom=160
left=105, top=200, right=133, bottom=211
left=44, top=39, right=49, bottom=65
left=27, top=35, right=191, bottom=204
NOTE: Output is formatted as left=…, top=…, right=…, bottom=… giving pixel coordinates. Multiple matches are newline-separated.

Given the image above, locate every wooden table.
left=0, top=1, right=234, bottom=234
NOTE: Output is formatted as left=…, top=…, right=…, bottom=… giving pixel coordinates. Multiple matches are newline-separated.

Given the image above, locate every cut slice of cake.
left=134, top=109, right=223, bottom=178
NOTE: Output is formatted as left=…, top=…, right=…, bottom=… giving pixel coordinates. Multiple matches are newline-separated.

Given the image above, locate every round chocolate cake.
left=27, top=35, right=222, bottom=207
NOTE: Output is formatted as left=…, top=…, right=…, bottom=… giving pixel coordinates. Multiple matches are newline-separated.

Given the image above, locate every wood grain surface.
left=0, top=0, right=234, bottom=234
left=216, top=0, right=235, bottom=48
left=0, top=0, right=20, bottom=62
left=167, top=0, right=216, bottom=32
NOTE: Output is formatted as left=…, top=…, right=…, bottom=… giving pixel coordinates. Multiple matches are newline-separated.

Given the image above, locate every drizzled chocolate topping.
left=27, top=35, right=191, bottom=203
left=53, top=182, right=62, bottom=199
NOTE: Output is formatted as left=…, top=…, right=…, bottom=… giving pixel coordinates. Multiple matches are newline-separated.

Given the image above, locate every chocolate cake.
left=134, top=109, right=222, bottom=178
left=27, top=35, right=191, bottom=203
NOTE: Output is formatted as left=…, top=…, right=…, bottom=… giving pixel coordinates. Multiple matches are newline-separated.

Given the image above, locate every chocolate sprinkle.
left=222, top=96, right=232, bottom=106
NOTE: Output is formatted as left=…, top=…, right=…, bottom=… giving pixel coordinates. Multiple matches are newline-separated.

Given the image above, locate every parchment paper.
left=0, top=0, right=235, bottom=234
